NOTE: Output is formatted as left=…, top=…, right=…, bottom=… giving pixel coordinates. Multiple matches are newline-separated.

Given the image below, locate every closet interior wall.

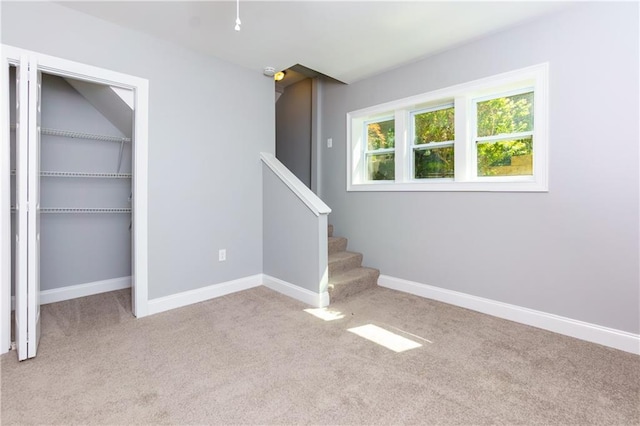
left=10, top=70, right=133, bottom=301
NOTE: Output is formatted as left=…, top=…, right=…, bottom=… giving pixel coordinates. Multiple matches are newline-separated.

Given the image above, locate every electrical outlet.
left=218, top=249, right=226, bottom=262
left=327, top=138, right=333, bottom=148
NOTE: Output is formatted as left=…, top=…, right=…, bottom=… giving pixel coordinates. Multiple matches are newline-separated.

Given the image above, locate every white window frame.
left=346, top=63, right=549, bottom=192
left=363, top=116, right=396, bottom=181
left=410, top=103, right=455, bottom=181
left=472, top=88, right=535, bottom=181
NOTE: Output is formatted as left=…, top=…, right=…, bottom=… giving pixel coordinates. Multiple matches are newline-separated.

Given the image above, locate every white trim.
left=11, top=276, right=132, bottom=309
left=0, top=49, right=9, bottom=353
left=147, top=275, right=263, bottom=315
left=260, top=152, right=331, bottom=217
left=263, top=274, right=330, bottom=308
left=378, top=275, right=640, bottom=355
left=346, top=180, right=546, bottom=192
left=132, top=78, right=149, bottom=318
left=41, top=276, right=131, bottom=305
left=316, top=216, right=330, bottom=295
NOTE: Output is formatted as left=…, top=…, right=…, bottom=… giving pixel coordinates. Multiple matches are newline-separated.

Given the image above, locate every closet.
left=2, top=48, right=147, bottom=361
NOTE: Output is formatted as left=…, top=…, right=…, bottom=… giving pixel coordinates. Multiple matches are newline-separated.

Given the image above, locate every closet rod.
left=10, top=124, right=130, bottom=143
left=40, top=208, right=131, bottom=214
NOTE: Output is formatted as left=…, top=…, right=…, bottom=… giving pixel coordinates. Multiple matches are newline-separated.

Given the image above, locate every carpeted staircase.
left=327, top=224, right=380, bottom=303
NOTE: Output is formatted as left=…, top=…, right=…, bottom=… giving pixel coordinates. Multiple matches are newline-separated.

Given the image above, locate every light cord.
left=235, top=0, right=241, bottom=31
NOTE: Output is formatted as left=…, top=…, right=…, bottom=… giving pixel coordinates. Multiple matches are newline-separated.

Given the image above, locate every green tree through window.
left=413, top=106, right=454, bottom=179
left=366, top=119, right=395, bottom=180
left=476, top=92, right=534, bottom=176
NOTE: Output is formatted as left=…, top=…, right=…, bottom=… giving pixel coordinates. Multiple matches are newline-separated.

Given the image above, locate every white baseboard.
left=11, top=276, right=132, bottom=309
left=262, top=274, right=330, bottom=308
left=378, top=275, right=640, bottom=355
left=147, top=274, right=262, bottom=315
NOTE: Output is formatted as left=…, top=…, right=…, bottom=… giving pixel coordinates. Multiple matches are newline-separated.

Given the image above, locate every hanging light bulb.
left=234, top=0, right=241, bottom=31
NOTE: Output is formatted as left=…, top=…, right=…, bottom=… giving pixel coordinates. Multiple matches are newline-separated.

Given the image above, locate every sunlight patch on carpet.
left=348, top=324, right=422, bottom=353
left=304, top=307, right=345, bottom=321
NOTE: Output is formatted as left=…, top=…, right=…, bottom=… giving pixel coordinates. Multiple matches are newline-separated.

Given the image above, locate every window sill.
left=347, top=179, right=548, bottom=192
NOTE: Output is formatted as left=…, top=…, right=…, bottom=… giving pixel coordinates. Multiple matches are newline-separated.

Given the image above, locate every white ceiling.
left=60, top=1, right=572, bottom=84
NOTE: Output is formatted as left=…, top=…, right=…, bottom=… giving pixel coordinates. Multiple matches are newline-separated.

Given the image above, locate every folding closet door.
left=13, top=55, right=41, bottom=361
left=14, top=58, right=29, bottom=361
left=27, top=63, right=42, bottom=359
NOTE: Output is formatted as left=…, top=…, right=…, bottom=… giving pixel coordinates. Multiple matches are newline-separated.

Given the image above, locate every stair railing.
left=261, top=152, right=331, bottom=307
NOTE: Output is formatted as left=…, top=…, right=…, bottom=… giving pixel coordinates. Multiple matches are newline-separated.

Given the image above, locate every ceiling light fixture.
left=234, top=0, right=241, bottom=31
left=274, top=71, right=286, bottom=82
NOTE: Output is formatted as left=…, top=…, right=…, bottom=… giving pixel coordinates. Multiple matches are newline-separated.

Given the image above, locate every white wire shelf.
left=11, top=207, right=130, bottom=214
left=42, top=171, right=132, bottom=179
left=10, top=124, right=130, bottom=143
left=40, top=208, right=131, bottom=214
left=43, top=128, right=131, bottom=143
left=10, top=170, right=131, bottom=178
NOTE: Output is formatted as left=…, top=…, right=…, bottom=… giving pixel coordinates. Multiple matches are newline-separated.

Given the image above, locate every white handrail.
left=260, top=152, right=331, bottom=217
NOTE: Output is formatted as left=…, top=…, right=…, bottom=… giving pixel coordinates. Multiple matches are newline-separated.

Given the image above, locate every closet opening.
left=1, top=46, right=150, bottom=360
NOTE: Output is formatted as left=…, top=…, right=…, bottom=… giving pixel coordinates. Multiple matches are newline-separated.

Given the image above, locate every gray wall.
left=276, top=78, right=312, bottom=188
left=2, top=1, right=274, bottom=299
left=320, top=2, right=640, bottom=333
left=263, top=163, right=325, bottom=293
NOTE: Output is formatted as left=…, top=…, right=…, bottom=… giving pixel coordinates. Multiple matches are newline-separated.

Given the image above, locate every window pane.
left=477, top=92, right=533, bottom=137
left=367, top=153, right=395, bottom=180
left=367, top=119, right=395, bottom=150
left=414, top=146, right=454, bottom=179
left=477, top=137, right=533, bottom=177
left=414, top=107, right=454, bottom=144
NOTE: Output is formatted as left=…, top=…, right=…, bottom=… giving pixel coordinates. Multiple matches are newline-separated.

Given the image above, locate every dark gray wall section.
left=2, top=1, right=274, bottom=299
left=319, top=3, right=640, bottom=333
left=276, top=78, right=312, bottom=188
left=263, top=164, right=322, bottom=293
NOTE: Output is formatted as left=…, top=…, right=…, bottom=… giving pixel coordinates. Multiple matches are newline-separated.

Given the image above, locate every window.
left=365, top=117, right=395, bottom=180
left=474, top=91, right=534, bottom=177
left=347, top=63, right=548, bottom=192
left=411, top=104, right=455, bottom=179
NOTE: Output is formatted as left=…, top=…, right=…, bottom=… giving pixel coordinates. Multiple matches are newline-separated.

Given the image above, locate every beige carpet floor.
left=1, top=285, right=639, bottom=425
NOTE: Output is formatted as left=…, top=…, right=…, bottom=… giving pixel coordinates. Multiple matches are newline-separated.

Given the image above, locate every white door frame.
left=0, top=45, right=150, bottom=354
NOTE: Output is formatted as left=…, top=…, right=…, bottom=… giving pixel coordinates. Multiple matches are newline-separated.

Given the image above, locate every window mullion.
left=476, top=131, right=534, bottom=143
left=366, top=147, right=395, bottom=154
left=394, top=109, right=408, bottom=183
left=414, top=140, right=454, bottom=150
left=361, top=120, right=368, bottom=182
left=454, top=96, right=470, bottom=182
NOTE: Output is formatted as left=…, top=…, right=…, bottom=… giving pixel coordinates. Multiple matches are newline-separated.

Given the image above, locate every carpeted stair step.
left=326, top=223, right=379, bottom=303
left=328, top=236, right=348, bottom=255
left=328, top=267, right=380, bottom=303
left=328, top=251, right=363, bottom=276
